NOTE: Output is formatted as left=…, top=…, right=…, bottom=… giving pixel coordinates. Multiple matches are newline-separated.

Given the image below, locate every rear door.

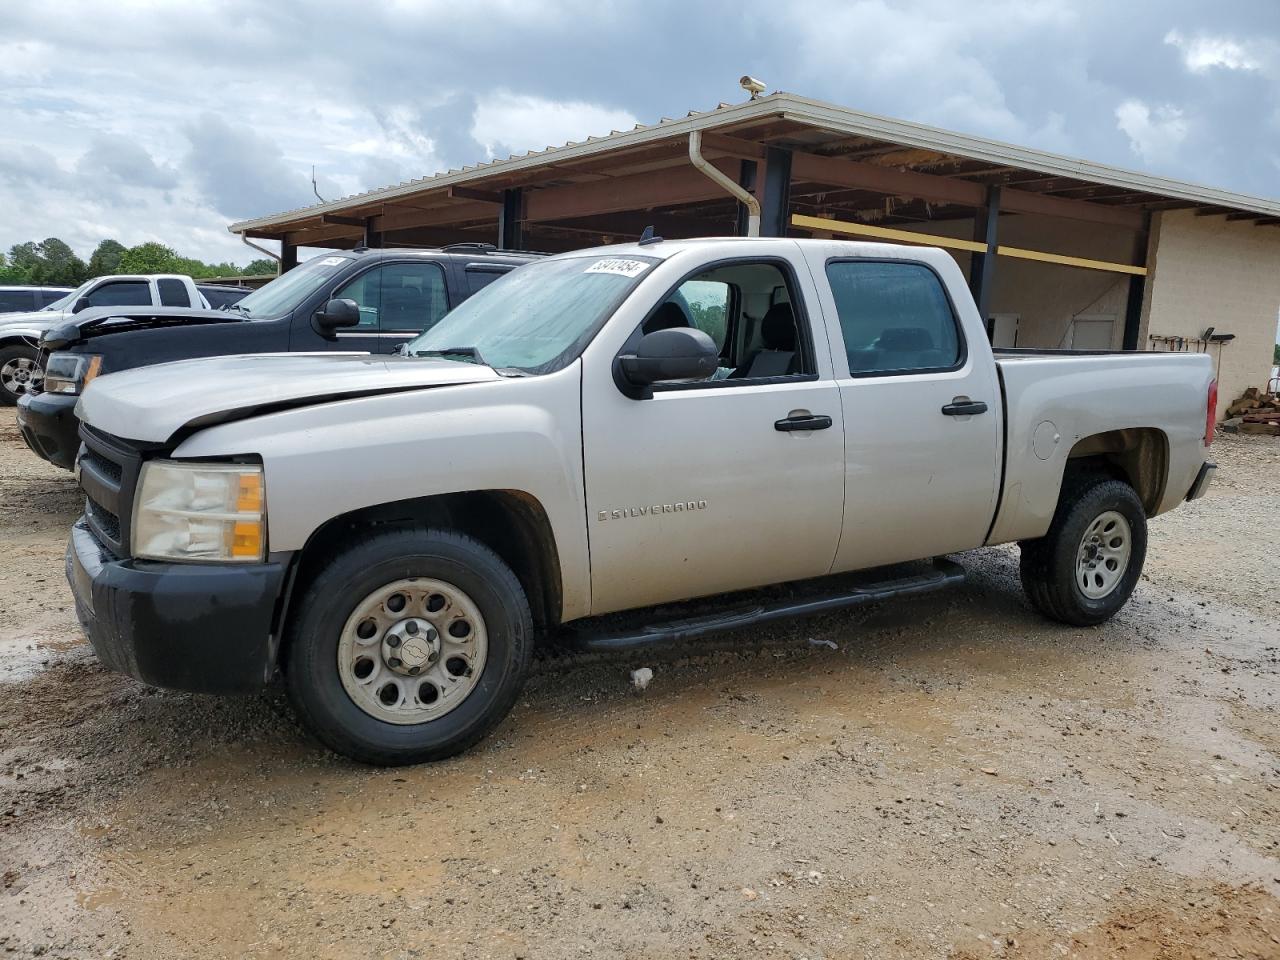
left=802, top=248, right=1002, bottom=572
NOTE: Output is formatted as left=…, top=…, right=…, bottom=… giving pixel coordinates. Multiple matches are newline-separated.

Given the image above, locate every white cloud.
left=1115, top=99, right=1189, bottom=163
left=471, top=92, right=638, bottom=160
left=1164, top=29, right=1264, bottom=73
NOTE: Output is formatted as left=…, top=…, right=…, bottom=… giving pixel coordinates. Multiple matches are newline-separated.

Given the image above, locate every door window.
left=464, top=266, right=510, bottom=295
left=672, top=279, right=731, bottom=352
left=380, top=262, right=448, bottom=333
left=826, top=261, right=962, bottom=374
left=334, top=262, right=449, bottom=333
left=86, top=280, right=151, bottom=307
left=157, top=278, right=191, bottom=307
left=333, top=269, right=381, bottom=328
left=637, top=261, right=808, bottom=384
left=0, top=290, right=35, bottom=312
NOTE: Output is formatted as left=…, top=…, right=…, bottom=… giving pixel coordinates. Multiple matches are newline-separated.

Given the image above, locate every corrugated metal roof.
left=228, top=92, right=1280, bottom=234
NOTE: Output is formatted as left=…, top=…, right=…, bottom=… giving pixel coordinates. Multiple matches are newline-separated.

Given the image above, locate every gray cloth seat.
left=733, top=303, right=798, bottom=378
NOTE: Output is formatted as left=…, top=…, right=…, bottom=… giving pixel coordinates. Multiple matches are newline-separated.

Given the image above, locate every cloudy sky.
left=1, top=0, right=1277, bottom=265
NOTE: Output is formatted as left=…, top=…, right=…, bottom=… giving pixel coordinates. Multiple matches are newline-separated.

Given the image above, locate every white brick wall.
left=1141, top=210, right=1280, bottom=418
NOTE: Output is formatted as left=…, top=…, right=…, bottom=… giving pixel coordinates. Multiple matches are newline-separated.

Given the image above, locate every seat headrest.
left=643, top=300, right=691, bottom=335
left=760, top=303, right=796, bottom=350
left=876, top=327, right=934, bottom=351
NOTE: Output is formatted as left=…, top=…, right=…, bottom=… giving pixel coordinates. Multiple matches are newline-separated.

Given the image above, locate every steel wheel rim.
left=337, top=577, right=489, bottom=725
left=1075, top=510, right=1131, bottom=599
left=0, top=357, right=41, bottom=396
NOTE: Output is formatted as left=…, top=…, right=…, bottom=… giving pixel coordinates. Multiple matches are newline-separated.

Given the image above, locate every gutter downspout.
left=238, top=233, right=283, bottom=276
left=689, top=130, right=760, bottom=237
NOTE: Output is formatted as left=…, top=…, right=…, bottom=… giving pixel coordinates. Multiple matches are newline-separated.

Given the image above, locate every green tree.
left=7, top=238, right=89, bottom=284
left=1273, top=342, right=1280, bottom=366
left=243, top=258, right=278, bottom=276
left=0, top=252, right=24, bottom=283
left=88, top=239, right=128, bottom=276
left=119, top=241, right=182, bottom=274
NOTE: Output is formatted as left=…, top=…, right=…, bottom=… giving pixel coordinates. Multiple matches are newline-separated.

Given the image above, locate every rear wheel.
left=0, top=343, right=42, bottom=405
left=1019, top=476, right=1147, bottom=626
left=285, top=528, right=533, bottom=765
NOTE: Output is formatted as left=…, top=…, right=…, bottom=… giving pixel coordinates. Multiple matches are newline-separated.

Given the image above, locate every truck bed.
left=986, top=348, right=1214, bottom=545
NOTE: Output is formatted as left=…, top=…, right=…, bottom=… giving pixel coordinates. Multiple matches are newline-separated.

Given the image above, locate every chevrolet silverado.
left=63, top=237, right=1217, bottom=764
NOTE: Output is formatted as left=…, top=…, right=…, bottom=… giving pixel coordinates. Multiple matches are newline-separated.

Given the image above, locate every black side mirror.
left=314, top=297, right=361, bottom=334
left=72, top=297, right=92, bottom=313
left=618, top=327, right=719, bottom=398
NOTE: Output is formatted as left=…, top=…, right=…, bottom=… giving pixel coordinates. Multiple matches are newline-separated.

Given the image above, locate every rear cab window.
left=825, top=260, right=963, bottom=375
left=157, top=278, right=191, bottom=307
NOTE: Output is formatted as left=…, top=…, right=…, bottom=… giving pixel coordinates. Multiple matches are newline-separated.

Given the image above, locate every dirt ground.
left=1, top=422, right=1278, bottom=960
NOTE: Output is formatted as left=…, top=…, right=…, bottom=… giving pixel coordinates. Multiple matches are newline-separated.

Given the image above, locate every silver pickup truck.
left=65, top=238, right=1218, bottom=764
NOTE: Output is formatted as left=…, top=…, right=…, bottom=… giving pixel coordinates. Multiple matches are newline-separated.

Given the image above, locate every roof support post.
left=280, top=240, right=299, bottom=274
left=1122, top=211, right=1152, bottom=350
left=968, top=186, right=1001, bottom=323
left=364, top=216, right=382, bottom=249
left=759, top=146, right=793, bottom=237
left=499, top=188, right=523, bottom=250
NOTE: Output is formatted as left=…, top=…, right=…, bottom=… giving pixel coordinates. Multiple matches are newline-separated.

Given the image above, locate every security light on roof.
left=740, top=76, right=766, bottom=99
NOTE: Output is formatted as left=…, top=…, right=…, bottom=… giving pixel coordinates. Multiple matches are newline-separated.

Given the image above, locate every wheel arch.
left=1064, top=427, right=1168, bottom=516
left=283, top=489, right=564, bottom=642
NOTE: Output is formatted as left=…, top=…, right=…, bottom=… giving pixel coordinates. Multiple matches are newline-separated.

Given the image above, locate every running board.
left=566, top=559, right=966, bottom=653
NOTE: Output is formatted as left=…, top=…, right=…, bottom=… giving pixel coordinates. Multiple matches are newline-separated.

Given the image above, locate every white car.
left=65, top=238, right=1217, bottom=764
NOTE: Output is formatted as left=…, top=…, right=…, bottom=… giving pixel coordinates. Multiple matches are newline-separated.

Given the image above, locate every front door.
left=581, top=257, right=846, bottom=615
left=803, top=250, right=1002, bottom=572
left=322, top=261, right=451, bottom=354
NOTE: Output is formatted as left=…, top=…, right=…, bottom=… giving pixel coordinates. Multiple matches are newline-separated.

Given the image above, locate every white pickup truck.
left=0, top=274, right=229, bottom=404
left=65, top=238, right=1217, bottom=764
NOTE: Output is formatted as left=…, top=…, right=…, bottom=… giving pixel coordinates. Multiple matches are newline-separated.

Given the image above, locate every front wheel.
left=1019, top=476, right=1147, bottom=626
left=285, top=528, right=533, bottom=765
left=0, top=343, right=42, bottom=405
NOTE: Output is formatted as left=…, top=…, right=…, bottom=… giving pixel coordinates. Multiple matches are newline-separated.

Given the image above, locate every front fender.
left=171, top=362, right=591, bottom=620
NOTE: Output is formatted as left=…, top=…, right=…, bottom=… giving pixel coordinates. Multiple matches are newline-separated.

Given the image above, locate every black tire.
left=0, top=343, right=41, bottom=406
left=1019, top=475, right=1147, bottom=627
left=285, top=527, right=533, bottom=765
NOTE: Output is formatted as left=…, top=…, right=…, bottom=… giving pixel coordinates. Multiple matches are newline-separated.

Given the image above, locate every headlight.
left=43, top=353, right=102, bottom=395
left=132, top=461, right=266, bottom=562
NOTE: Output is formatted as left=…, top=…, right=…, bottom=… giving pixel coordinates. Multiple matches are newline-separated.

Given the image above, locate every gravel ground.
left=1, top=423, right=1278, bottom=959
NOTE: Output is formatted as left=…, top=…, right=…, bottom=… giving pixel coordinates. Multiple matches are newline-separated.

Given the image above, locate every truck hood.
left=77, top=352, right=502, bottom=443
left=40, top=306, right=240, bottom=349
left=0, top=308, right=70, bottom=339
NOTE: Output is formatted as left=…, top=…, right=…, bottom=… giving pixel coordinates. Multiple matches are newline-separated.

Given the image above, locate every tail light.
left=1205, top=379, right=1217, bottom=447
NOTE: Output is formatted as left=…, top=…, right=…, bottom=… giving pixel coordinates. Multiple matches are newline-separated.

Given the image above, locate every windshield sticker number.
left=584, top=258, right=649, bottom=278
left=318, top=257, right=346, bottom=267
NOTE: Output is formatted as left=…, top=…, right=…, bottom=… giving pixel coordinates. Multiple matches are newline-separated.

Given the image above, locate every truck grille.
left=78, top=426, right=145, bottom=557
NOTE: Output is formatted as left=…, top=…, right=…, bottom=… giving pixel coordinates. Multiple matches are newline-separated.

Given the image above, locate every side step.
left=566, top=559, right=965, bottom=653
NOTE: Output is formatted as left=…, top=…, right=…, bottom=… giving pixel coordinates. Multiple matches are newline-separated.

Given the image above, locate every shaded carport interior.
left=230, top=92, right=1280, bottom=366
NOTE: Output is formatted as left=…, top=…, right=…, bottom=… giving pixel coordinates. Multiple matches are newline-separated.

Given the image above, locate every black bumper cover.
left=16, top=390, right=79, bottom=470
left=66, top=520, right=288, bottom=693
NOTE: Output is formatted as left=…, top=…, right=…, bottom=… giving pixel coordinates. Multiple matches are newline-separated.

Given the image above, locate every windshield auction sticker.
left=584, top=258, right=649, bottom=278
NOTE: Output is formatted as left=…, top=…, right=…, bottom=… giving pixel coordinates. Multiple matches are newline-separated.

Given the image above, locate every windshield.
left=405, top=254, right=657, bottom=373
left=232, top=254, right=353, bottom=319
left=42, top=279, right=96, bottom=312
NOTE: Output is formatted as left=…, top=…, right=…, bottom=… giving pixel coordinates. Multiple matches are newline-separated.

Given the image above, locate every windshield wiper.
left=413, top=345, right=489, bottom=366
left=225, top=302, right=250, bottom=316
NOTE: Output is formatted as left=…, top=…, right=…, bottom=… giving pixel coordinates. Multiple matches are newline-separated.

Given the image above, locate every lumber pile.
left=1222, top=387, right=1280, bottom=436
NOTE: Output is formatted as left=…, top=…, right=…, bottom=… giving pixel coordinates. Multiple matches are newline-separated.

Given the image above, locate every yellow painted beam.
left=791, top=213, right=987, bottom=253
left=995, top=244, right=1147, bottom=276
left=791, top=213, right=1148, bottom=277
